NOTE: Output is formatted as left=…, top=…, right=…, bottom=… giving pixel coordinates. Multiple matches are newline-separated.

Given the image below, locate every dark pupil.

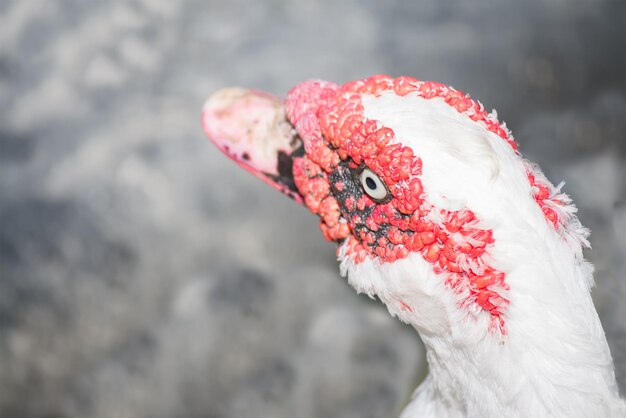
left=365, top=176, right=377, bottom=190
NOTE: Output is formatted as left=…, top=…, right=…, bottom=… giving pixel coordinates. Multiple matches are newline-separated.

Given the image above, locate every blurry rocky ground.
left=0, top=1, right=624, bottom=417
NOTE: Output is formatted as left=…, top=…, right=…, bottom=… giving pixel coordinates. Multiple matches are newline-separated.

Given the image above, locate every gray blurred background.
left=0, top=1, right=625, bottom=417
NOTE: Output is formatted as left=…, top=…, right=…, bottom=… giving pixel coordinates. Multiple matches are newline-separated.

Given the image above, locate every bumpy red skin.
left=286, top=75, right=564, bottom=333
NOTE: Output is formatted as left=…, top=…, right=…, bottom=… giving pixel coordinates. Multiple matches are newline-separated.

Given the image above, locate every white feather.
left=336, top=91, right=626, bottom=417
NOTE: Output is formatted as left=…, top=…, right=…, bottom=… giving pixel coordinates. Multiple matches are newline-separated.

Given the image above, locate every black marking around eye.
left=328, top=160, right=412, bottom=251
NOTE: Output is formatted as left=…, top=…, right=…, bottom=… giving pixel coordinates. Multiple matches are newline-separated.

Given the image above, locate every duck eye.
left=359, top=168, right=389, bottom=202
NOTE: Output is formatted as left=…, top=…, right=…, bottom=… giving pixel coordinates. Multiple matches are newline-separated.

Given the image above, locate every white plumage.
left=342, top=91, right=624, bottom=417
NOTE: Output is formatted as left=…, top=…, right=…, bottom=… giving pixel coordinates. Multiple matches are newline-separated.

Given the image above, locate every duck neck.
left=406, top=248, right=621, bottom=417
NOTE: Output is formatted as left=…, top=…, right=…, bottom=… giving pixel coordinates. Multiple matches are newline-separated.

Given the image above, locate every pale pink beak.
left=202, top=88, right=304, bottom=203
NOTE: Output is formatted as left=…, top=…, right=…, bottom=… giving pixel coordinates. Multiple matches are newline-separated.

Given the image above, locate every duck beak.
left=202, top=87, right=304, bottom=203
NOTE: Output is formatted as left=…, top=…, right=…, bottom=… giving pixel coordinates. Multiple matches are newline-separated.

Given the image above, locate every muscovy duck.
left=202, top=75, right=625, bottom=417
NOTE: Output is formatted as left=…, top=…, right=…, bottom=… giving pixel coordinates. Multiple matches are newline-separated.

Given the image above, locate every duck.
left=202, top=75, right=626, bottom=417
